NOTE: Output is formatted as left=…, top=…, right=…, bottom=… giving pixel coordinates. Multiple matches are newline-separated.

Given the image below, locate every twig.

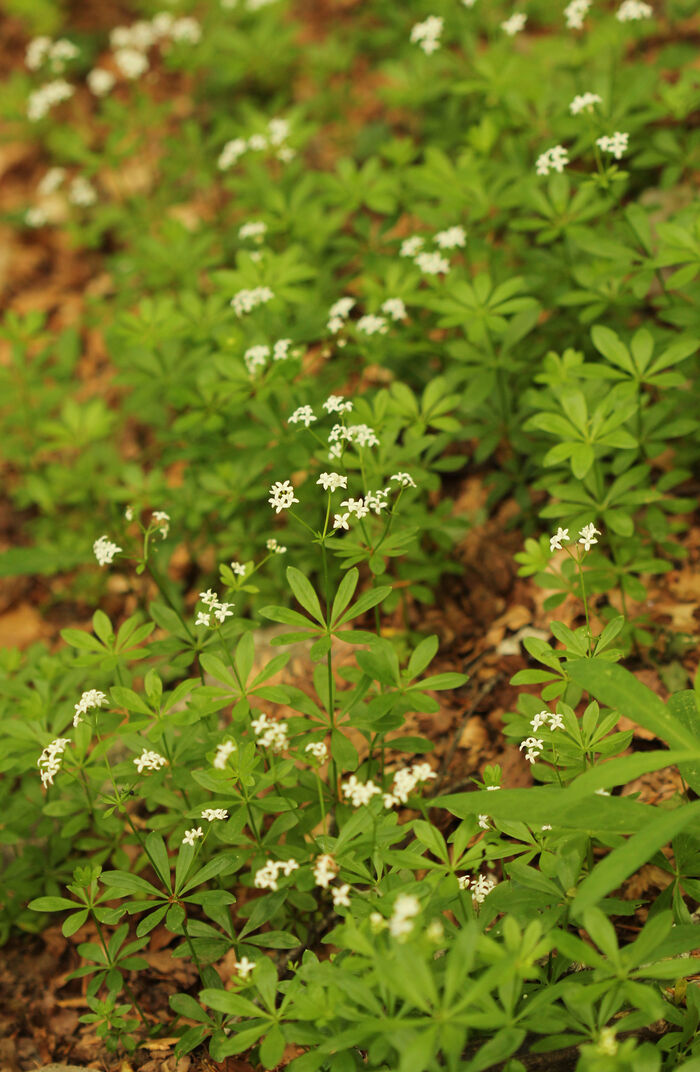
left=431, top=673, right=504, bottom=797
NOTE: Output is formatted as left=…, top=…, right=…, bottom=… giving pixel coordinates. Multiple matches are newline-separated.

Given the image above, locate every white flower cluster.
left=317, top=472, right=347, bottom=493
left=519, top=736, right=544, bottom=765
left=458, top=873, right=498, bottom=905
left=182, top=827, right=204, bottom=846
left=152, top=510, right=170, bottom=538
left=27, top=79, right=75, bottom=121
left=239, top=220, right=267, bottom=240
left=38, top=737, right=70, bottom=789
left=26, top=36, right=79, bottom=73
left=389, top=894, right=421, bottom=939
left=243, top=338, right=291, bottom=375
left=68, top=176, right=98, bottom=207
left=329, top=422, right=380, bottom=453
left=327, top=297, right=355, bottom=334
left=324, top=394, right=353, bottom=414
left=201, top=808, right=229, bottom=821
left=288, top=405, right=316, bottom=428
left=410, top=16, right=443, bottom=54
left=564, top=0, right=591, bottom=29
left=230, top=560, right=246, bottom=577
left=313, top=854, right=337, bottom=888
left=549, top=522, right=600, bottom=552
left=213, top=740, right=237, bottom=769
left=230, top=286, right=274, bottom=317
left=381, top=297, right=407, bottom=321
left=357, top=314, right=388, bottom=336
left=530, top=709, right=565, bottom=732
left=332, top=883, right=351, bottom=908
left=87, top=69, right=116, bottom=96
left=251, top=712, right=289, bottom=753
left=616, top=0, right=652, bottom=20
left=218, top=117, right=293, bottom=169
left=73, top=689, right=107, bottom=728
left=196, top=589, right=235, bottom=628
left=305, top=740, right=328, bottom=762
left=400, top=231, right=462, bottom=275
left=268, top=479, right=299, bottom=513
left=570, top=91, right=602, bottom=115
left=383, top=762, right=437, bottom=808
left=596, top=132, right=629, bottom=159
left=501, top=13, right=527, bottom=35
left=266, top=538, right=286, bottom=554
left=254, top=857, right=299, bottom=890
left=536, top=145, right=569, bottom=176
left=133, top=748, right=167, bottom=773
left=342, top=774, right=381, bottom=807
left=93, top=534, right=122, bottom=566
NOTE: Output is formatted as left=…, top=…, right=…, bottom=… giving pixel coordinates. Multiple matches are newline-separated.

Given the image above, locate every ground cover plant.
left=1, top=0, right=700, bottom=1070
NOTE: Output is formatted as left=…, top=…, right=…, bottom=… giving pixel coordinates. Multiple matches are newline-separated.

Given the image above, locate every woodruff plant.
left=21, top=500, right=700, bottom=1070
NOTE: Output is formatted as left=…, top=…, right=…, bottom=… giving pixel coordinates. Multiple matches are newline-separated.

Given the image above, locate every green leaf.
left=571, top=801, right=700, bottom=917
left=199, top=988, right=262, bottom=1017
left=286, top=567, right=325, bottom=624
left=566, top=660, right=699, bottom=751
left=668, top=691, right=700, bottom=794
left=100, top=870, right=162, bottom=897
left=63, top=908, right=90, bottom=936
left=331, top=728, right=358, bottom=771
left=336, top=585, right=392, bottom=626
left=29, top=896, right=79, bottom=912
left=330, top=568, right=359, bottom=626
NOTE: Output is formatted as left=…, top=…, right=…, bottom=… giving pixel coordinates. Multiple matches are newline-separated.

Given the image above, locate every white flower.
left=243, top=344, right=269, bottom=375
left=313, top=854, right=337, bottom=888
left=549, top=527, right=570, bottom=552
left=383, top=762, right=437, bottom=807
left=520, top=737, right=544, bottom=764
left=171, top=16, right=201, bottom=42
left=564, top=0, right=591, bottom=29
left=288, top=405, right=316, bottom=428
left=239, top=220, right=267, bottom=240
left=471, top=874, right=497, bottom=905
left=478, top=814, right=489, bottom=829
left=25, top=208, right=47, bottom=228
left=327, top=316, right=345, bottom=334
left=548, top=712, right=565, bottom=731
left=389, top=893, right=421, bottom=939
left=578, top=522, right=600, bottom=551
left=370, top=911, right=386, bottom=932
left=268, top=479, right=299, bottom=513
left=536, top=145, right=569, bottom=176
left=317, top=472, right=347, bottom=492
left=268, top=117, right=290, bottom=144
left=266, top=538, right=286, bottom=554
left=569, top=92, right=602, bottom=115
left=248, top=133, right=268, bottom=152
left=381, top=298, right=406, bottom=321
left=400, top=236, right=424, bottom=257
left=124, top=505, right=134, bottom=521
left=212, top=602, right=235, bottom=623
left=616, top=0, right=652, bottom=20
left=273, top=338, right=292, bottom=361
left=151, top=12, right=175, bottom=37
left=26, top=36, right=52, bottom=70
left=329, top=297, right=355, bottom=320
left=199, top=589, right=218, bottom=608
left=435, top=226, right=466, bottom=249
left=251, top=712, right=289, bottom=752
left=183, top=827, right=204, bottom=846
left=254, top=858, right=298, bottom=890
left=342, top=775, right=381, bottom=807
left=414, top=251, right=450, bottom=275
left=196, top=611, right=211, bottom=627
left=356, top=315, right=388, bottom=336
left=410, top=16, right=443, bottom=54
left=332, top=883, right=351, bottom=908
left=305, top=741, right=328, bottom=762
left=134, top=749, right=167, bottom=773
left=93, top=534, right=122, bottom=566
left=38, top=737, right=70, bottom=789
left=323, top=394, right=353, bottom=414
left=501, top=13, right=527, bottom=34
left=236, top=956, right=256, bottom=979
left=333, top=513, right=350, bottom=530
left=596, top=132, right=629, bottom=159
left=457, top=875, right=470, bottom=890
left=201, top=808, right=229, bottom=821
left=391, top=472, right=416, bottom=488
left=230, top=286, right=274, bottom=316
left=218, top=137, right=247, bottom=170
left=68, top=176, right=97, bottom=207
left=114, top=48, right=149, bottom=79
left=38, top=167, right=66, bottom=196
left=87, top=68, right=115, bottom=96
left=73, top=689, right=107, bottom=728
left=541, top=824, right=553, bottom=831
left=27, top=79, right=74, bottom=121
left=486, top=784, right=501, bottom=791
left=530, top=710, right=553, bottom=731
left=47, top=38, right=79, bottom=72
left=213, top=740, right=237, bottom=769
left=152, top=510, right=170, bottom=538
left=230, top=561, right=246, bottom=576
